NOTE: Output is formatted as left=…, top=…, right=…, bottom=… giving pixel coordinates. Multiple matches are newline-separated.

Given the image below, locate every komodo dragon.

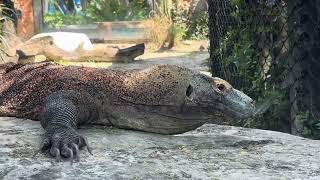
left=0, top=62, right=254, bottom=161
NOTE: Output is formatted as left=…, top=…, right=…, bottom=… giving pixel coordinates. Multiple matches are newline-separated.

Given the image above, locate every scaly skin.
left=0, top=62, right=254, bottom=161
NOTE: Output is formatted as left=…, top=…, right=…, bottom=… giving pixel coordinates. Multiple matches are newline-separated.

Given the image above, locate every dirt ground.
left=56, top=40, right=211, bottom=75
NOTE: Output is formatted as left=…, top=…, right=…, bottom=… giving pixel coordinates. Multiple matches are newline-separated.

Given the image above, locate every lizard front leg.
left=38, top=91, right=98, bottom=162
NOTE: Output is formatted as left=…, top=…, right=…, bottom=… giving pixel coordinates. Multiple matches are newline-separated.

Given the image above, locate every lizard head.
left=109, top=65, right=255, bottom=134
left=185, top=72, right=255, bottom=123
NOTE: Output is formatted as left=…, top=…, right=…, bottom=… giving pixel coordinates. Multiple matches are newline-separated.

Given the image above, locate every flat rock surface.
left=1, top=117, right=320, bottom=180
left=58, top=50, right=211, bottom=73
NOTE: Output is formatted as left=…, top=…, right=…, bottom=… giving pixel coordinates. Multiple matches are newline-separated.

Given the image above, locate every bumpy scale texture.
left=0, top=62, right=192, bottom=122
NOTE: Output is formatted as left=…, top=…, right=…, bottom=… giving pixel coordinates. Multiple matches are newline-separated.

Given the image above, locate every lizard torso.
left=0, top=62, right=255, bottom=160
left=0, top=62, right=254, bottom=135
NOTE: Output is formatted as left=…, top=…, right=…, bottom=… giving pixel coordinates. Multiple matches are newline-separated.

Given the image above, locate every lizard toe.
left=70, top=143, right=80, bottom=162
left=78, top=136, right=93, bottom=155
left=49, top=147, right=61, bottom=162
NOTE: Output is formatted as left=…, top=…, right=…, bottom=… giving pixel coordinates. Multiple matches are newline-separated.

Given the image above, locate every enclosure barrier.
left=208, top=0, right=320, bottom=139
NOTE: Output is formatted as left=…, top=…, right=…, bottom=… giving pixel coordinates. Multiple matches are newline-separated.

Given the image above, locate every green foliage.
left=185, top=12, right=209, bottom=40
left=300, top=110, right=320, bottom=139
left=0, top=6, right=4, bottom=46
left=44, top=13, right=89, bottom=28
left=85, top=0, right=127, bottom=21
left=171, top=2, right=208, bottom=40
left=0, top=4, right=11, bottom=46
left=44, top=0, right=150, bottom=28
left=85, top=0, right=149, bottom=21
left=171, top=23, right=186, bottom=44
left=126, top=2, right=149, bottom=20
left=217, top=8, right=262, bottom=96
left=170, top=6, right=187, bottom=44
left=213, top=0, right=293, bottom=133
left=0, top=4, right=11, bottom=32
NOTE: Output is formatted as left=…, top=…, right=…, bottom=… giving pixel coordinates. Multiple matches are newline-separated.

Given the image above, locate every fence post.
left=208, top=0, right=239, bottom=86
left=33, top=0, right=44, bottom=34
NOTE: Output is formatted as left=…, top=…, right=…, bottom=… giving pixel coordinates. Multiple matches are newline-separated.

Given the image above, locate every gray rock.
left=0, top=117, right=319, bottom=180
left=190, top=0, right=208, bottom=16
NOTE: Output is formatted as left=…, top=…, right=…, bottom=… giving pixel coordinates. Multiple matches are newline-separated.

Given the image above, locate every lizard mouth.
left=198, top=89, right=255, bottom=121
left=222, top=89, right=255, bottom=120
left=200, top=100, right=254, bottom=122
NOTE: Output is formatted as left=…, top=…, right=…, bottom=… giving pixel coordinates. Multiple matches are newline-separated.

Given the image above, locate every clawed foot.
left=34, top=126, right=92, bottom=163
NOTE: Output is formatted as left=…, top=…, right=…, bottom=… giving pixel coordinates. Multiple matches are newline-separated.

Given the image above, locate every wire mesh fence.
left=208, top=0, right=320, bottom=138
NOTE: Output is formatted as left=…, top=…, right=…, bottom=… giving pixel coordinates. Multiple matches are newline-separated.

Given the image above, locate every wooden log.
left=16, top=32, right=145, bottom=63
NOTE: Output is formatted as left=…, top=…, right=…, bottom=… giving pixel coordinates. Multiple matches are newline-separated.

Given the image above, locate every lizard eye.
left=217, top=84, right=226, bottom=92
left=186, top=85, right=193, bottom=97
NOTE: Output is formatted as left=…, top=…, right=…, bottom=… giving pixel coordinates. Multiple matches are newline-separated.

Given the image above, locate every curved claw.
left=78, top=136, right=93, bottom=155
left=50, top=147, right=61, bottom=162
left=61, top=144, right=71, bottom=157
left=70, top=143, right=80, bottom=162
left=37, top=130, right=91, bottom=162
left=82, top=137, right=93, bottom=155
left=67, top=147, right=74, bottom=165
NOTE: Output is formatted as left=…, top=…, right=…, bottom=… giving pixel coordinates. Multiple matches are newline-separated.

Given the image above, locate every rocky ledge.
left=0, top=117, right=319, bottom=179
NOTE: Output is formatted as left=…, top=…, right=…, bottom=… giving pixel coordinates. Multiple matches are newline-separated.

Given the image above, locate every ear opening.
left=186, top=85, right=193, bottom=97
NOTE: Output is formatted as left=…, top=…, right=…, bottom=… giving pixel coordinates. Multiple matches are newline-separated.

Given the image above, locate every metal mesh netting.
left=208, top=0, right=320, bottom=138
